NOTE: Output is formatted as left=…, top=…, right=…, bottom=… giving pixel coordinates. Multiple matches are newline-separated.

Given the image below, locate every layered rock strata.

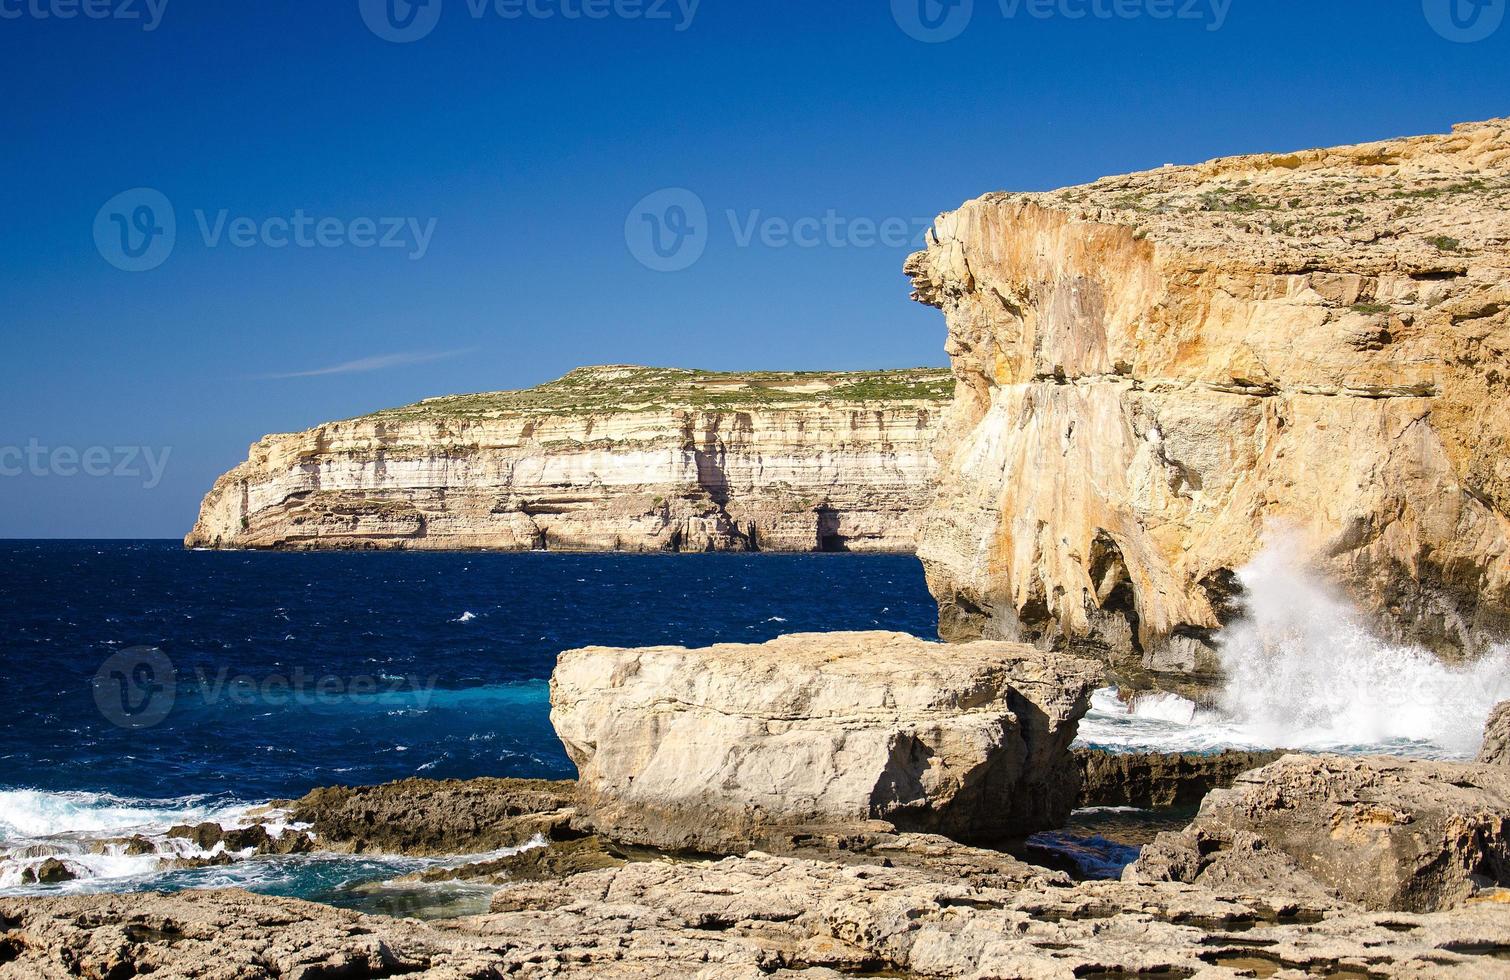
left=550, top=631, right=1101, bottom=850
left=186, top=366, right=951, bottom=553
left=1127, top=754, right=1510, bottom=912
left=906, top=118, right=1510, bottom=672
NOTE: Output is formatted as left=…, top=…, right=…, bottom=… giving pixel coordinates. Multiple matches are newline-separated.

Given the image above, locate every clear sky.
left=2, top=0, right=1506, bottom=538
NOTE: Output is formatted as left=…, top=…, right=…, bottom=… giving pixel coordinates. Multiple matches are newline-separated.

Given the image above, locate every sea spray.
left=1076, top=538, right=1510, bottom=758
left=1215, top=537, right=1510, bottom=758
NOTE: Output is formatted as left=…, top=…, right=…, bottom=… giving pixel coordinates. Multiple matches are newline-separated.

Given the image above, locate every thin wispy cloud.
left=259, top=349, right=473, bottom=380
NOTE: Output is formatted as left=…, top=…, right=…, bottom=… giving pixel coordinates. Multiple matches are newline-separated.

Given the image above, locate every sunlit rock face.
left=550, top=630, right=1101, bottom=851
left=186, top=366, right=951, bottom=554
left=906, top=118, right=1510, bottom=677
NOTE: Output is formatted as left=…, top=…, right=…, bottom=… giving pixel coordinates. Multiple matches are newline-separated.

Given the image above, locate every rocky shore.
left=9, top=642, right=1510, bottom=978
left=186, top=366, right=951, bottom=554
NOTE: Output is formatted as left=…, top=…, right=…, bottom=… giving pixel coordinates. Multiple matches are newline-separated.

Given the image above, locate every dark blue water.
left=1, top=541, right=937, bottom=803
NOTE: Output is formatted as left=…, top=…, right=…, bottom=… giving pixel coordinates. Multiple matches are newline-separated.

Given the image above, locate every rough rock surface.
left=285, top=777, right=579, bottom=855
left=9, top=859, right=1510, bottom=979
left=551, top=631, right=1101, bottom=850
left=1074, top=747, right=1285, bottom=809
left=186, top=365, right=950, bottom=553
left=1481, top=700, right=1510, bottom=765
left=1126, top=754, right=1510, bottom=912
left=906, top=118, right=1510, bottom=671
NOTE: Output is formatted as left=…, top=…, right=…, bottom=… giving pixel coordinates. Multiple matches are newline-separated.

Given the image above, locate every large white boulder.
left=549, top=631, right=1100, bottom=852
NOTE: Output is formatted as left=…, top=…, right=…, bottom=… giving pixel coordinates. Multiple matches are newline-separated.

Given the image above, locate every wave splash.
left=1078, top=538, right=1510, bottom=759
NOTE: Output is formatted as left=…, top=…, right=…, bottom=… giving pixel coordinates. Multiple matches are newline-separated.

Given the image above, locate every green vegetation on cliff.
left=361, top=366, right=955, bottom=422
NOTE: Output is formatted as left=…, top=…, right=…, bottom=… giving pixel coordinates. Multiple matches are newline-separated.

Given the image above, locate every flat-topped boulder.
left=549, top=631, right=1101, bottom=852
left=1126, top=754, right=1510, bottom=912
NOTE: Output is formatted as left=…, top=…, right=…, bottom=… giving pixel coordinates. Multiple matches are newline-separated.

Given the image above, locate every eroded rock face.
left=1481, top=701, right=1510, bottom=765
left=1074, top=748, right=1284, bottom=810
left=186, top=366, right=950, bottom=554
left=550, top=631, right=1101, bottom=850
left=1125, top=754, right=1510, bottom=912
left=906, top=119, right=1510, bottom=671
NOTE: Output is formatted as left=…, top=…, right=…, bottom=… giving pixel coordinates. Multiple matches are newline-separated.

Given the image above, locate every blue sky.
left=2, top=0, right=1506, bottom=537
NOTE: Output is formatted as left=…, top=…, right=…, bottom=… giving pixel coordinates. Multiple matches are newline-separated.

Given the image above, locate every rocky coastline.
left=8, top=636, right=1510, bottom=977
left=12, top=119, right=1510, bottom=978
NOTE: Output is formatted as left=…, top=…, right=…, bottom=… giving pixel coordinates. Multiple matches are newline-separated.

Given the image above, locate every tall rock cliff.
left=906, top=119, right=1510, bottom=676
left=186, top=366, right=950, bottom=553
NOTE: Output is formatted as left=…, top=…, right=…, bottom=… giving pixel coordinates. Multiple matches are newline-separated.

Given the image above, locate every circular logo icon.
left=360, top=0, right=443, bottom=42
left=93, top=188, right=176, bottom=273
left=93, top=647, right=177, bottom=730
left=1423, top=0, right=1504, bottom=41
left=892, top=0, right=973, bottom=43
left=625, top=188, right=708, bottom=273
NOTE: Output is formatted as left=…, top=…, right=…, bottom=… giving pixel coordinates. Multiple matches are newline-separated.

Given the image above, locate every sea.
left=3, top=540, right=1506, bottom=908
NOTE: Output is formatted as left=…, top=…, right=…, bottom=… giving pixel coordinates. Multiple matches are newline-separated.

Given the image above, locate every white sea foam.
left=0, top=789, right=546, bottom=897
left=0, top=789, right=247, bottom=839
left=1076, top=537, right=1510, bottom=760
left=0, top=790, right=281, bottom=892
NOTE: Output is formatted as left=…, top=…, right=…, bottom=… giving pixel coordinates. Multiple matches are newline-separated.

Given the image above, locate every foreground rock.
left=1127, top=754, right=1510, bottom=911
left=552, top=631, right=1100, bottom=851
left=285, top=777, right=579, bottom=855
left=907, top=118, right=1510, bottom=671
left=1481, top=700, right=1510, bottom=765
left=186, top=365, right=950, bottom=553
left=1074, top=747, right=1285, bottom=809
left=9, top=858, right=1510, bottom=979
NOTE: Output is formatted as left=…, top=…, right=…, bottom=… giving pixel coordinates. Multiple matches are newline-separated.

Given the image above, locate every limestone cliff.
left=906, top=118, right=1510, bottom=675
left=186, top=366, right=950, bottom=553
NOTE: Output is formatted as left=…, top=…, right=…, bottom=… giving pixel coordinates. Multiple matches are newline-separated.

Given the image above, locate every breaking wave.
left=1077, top=538, right=1510, bottom=759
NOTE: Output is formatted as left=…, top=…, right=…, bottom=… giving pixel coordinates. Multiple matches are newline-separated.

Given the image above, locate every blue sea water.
left=0, top=540, right=939, bottom=904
